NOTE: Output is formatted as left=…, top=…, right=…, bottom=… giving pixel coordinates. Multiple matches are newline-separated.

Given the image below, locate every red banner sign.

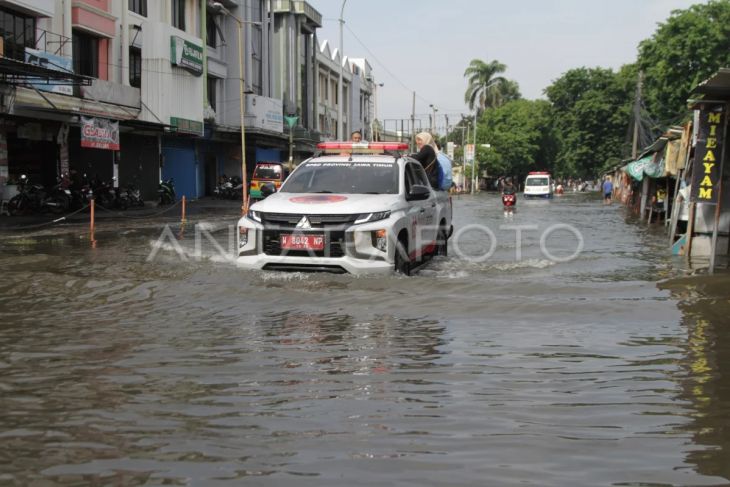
left=81, top=116, right=120, bottom=150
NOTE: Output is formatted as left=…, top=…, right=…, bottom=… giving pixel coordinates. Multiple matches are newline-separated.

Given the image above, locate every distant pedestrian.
left=602, top=176, right=613, bottom=205
left=351, top=130, right=363, bottom=142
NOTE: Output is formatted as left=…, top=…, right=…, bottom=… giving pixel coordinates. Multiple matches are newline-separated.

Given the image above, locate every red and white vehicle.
left=236, top=142, right=453, bottom=275
left=524, top=171, right=554, bottom=199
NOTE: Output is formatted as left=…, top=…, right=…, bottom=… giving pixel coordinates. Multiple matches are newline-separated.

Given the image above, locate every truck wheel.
left=394, top=237, right=411, bottom=276
left=436, top=227, right=448, bottom=257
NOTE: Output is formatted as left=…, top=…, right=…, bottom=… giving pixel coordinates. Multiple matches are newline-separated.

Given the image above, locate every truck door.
left=405, top=162, right=437, bottom=258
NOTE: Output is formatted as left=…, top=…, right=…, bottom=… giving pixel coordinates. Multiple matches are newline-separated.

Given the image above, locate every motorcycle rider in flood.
left=501, top=177, right=517, bottom=217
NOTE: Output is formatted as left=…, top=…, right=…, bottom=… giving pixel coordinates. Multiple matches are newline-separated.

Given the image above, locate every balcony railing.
left=3, top=27, right=71, bottom=62
left=35, top=28, right=71, bottom=57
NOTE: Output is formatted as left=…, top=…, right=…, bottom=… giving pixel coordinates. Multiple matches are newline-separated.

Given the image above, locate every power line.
left=341, top=23, right=442, bottom=108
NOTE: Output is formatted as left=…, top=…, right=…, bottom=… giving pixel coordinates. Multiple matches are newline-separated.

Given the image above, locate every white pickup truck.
left=236, top=142, right=453, bottom=275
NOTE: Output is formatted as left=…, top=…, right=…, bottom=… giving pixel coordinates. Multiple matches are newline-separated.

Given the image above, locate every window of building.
left=128, top=0, right=147, bottom=16
left=319, top=74, right=327, bottom=102
left=0, top=7, right=36, bottom=61
left=171, top=0, right=185, bottom=31
left=73, top=30, right=99, bottom=78
left=129, top=47, right=141, bottom=87
left=206, top=13, right=216, bottom=48
left=207, top=76, right=217, bottom=111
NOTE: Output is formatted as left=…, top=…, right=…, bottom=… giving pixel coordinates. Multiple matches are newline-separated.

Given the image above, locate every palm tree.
left=463, top=59, right=519, bottom=114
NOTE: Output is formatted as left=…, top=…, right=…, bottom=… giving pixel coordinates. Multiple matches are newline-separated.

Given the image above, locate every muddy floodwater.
left=1, top=193, right=729, bottom=486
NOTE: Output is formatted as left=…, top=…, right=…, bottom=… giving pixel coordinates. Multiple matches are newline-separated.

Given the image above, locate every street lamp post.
left=212, top=2, right=262, bottom=215
left=372, top=81, right=383, bottom=141
left=337, top=0, right=347, bottom=140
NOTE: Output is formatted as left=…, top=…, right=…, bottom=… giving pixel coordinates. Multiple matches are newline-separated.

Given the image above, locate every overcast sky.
left=314, top=0, right=705, bottom=132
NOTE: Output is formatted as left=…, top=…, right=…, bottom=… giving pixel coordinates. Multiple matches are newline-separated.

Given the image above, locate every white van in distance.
left=524, top=171, right=553, bottom=199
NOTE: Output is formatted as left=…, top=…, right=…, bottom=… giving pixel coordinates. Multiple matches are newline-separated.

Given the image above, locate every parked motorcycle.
left=158, top=178, right=176, bottom=205
left=8, top=175, right=47, bottom=215
left=42, top=173, right=73, bottom=214
left=230, top=176, right=243, bottom=200
left=213, top=175, right=232, bottom=199
left=91, top=177, right=118, bottom=210
left=125, top=181, right=145, bottom=207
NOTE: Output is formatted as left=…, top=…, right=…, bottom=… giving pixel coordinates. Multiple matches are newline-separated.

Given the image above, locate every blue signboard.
left=24, top=47, right=74, bottom=95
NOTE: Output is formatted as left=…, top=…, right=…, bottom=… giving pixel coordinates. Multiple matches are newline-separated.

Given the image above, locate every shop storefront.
left=3, top=118, right=61, bottom=189
left=162, top=135, right=198, bottom=200
left=119, top=131, right=160, bottom=201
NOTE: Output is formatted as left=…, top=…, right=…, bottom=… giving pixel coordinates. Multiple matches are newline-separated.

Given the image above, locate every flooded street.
left=1, top=193, right=729, bottom=486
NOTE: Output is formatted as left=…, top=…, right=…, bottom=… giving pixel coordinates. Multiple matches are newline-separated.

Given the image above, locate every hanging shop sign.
left=691, top=104, right=725, bottom=204
left=170, top=36, right=203, bottom=76
left=465, top=144, right=475, bottom=163
left=170, top=117, right=203, bottom=135
left=24, top=48, right=74, bottom=96
left=246, top=95, right=284, bottom=133
left=81, top=116, right=120, bottom=150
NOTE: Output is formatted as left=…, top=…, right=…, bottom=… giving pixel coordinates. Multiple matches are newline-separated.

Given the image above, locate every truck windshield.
left=526, top=177, right=549, bottom=186
left=281, top=161, right=399, bottom=194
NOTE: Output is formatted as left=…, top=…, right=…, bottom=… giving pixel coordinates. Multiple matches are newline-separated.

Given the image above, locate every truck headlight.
left=247, top=210, right=261, bottom=223
left=371, top=229, right=387, bottom=252
left=355, top=211, right=390, bottom=224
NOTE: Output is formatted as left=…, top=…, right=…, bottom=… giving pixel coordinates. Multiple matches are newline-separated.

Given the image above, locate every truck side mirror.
left=260, top=182, right=276, bottom=198
left=407, top=184, right=431, bottom=201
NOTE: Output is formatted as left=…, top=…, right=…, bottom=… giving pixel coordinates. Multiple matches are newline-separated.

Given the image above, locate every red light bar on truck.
left=317, top=141, right=410, bottom=153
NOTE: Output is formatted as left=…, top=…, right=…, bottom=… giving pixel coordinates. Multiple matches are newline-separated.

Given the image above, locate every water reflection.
left=2, top=195, right=730, bottom=486
left=256, top=311, right=448, bottom=375
left=660, top=275, right=730, bottom=482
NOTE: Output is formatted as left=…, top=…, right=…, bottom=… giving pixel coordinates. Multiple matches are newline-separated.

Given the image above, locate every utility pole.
left=631, top=70, right=644, bottom=160
left=465, top=121, right=470, bottom=192
left=429, top=104, right=438, bottom=135
left=471, top=111, right=478, bottom=194
left=411, top=91, right=416, bottom=152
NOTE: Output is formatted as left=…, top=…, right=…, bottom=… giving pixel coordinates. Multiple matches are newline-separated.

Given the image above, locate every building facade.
left=0, top=0, right=376, bottom=202
left=315, top=39, right=376, bottom=141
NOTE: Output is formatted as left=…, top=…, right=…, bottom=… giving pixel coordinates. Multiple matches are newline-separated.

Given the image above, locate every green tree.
left=463, top=59, right=520, bottom=114
left=475, top=99, right=557, bottom=179
left=545, top=66, right=634, bottom=178
left=638, top=0, right=730, bottom=125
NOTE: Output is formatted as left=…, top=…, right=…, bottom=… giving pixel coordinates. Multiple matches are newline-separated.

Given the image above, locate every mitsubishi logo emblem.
left=295, top=216, right=312, bottom=229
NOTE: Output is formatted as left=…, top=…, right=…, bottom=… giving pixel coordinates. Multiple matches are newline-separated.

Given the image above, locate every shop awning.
left=691, top=68, right=730, bottom=99
left=637, top=137, right=668, bottom=160
left=625, top=155, right=665, bottom=181
left=13, top=86, right=140, bottom=121
left=0, top=56, right=92, bottom=86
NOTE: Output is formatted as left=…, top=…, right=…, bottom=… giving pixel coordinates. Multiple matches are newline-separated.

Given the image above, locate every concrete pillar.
left=121, top=1, right=129, bottom=86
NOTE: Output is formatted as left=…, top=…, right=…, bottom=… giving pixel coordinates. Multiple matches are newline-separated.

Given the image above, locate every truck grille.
left=260, top=213, right=358, bottom=228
